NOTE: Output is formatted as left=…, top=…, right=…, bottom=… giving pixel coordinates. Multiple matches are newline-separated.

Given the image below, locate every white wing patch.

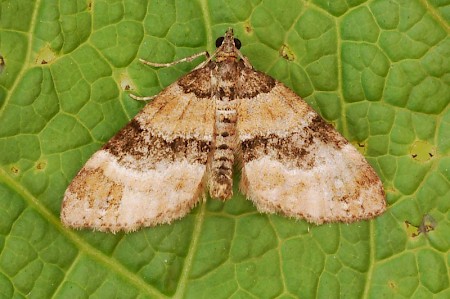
left=62, top=151, right=206, bottom=232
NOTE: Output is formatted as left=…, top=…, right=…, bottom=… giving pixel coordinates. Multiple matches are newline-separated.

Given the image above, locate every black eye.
left=234, top=38, right=241, bottom=49
left=215, top=37, right=224, bottom=48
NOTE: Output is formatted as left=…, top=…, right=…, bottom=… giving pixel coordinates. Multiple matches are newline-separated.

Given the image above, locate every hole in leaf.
left=279, top=44, right=295, bottom=61
left=119, top=73, right=135, bottom=91
left=410, top=141, right=436, bottom=162
left=352, top=141, right=367, bottom=155
left=405, top=214, right=436, bottom=238
left=35, top=45, right=56, bottom=65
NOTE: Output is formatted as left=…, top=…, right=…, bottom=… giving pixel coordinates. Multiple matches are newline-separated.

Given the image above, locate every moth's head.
left=214, top=28, right=241, bottom=61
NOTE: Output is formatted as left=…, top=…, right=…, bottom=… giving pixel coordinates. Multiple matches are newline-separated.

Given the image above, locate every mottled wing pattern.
left=61, top=66, right=214, bottom=232
left=237, top=70, right=386, bottom=224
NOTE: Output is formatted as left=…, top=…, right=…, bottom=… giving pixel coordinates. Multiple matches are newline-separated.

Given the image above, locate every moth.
left=61, top=28, right=386, bottom=232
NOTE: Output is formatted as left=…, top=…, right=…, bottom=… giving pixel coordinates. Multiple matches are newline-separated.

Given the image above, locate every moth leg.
left=236, top=51, right=252, bottom=68
left=139, top=51, right=209, bottom=68
left=130, top=52, right=210, bottom=101
left=129, top=93, right=156, bottom=101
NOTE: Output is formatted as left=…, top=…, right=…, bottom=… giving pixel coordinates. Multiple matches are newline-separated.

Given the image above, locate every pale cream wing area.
left=237, top=79, right=386, bottom=224
left=61, top=69, right=214, bottom=232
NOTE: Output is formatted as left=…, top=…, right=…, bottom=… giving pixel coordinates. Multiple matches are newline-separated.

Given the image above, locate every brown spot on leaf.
left=36, top=161, right=47, bottom=170
left=0, top=55, right=5, bottom=71
left=10, top=166, right=19, bottom=174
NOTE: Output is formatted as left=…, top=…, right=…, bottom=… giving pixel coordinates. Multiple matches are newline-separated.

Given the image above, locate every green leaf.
left=1, top=0, right=449, bottom=298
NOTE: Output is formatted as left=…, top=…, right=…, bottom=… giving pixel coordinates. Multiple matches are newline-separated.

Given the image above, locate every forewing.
left=61, top=67, right=214, bottom=232
left=237, top=70, right=385, bottom=224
